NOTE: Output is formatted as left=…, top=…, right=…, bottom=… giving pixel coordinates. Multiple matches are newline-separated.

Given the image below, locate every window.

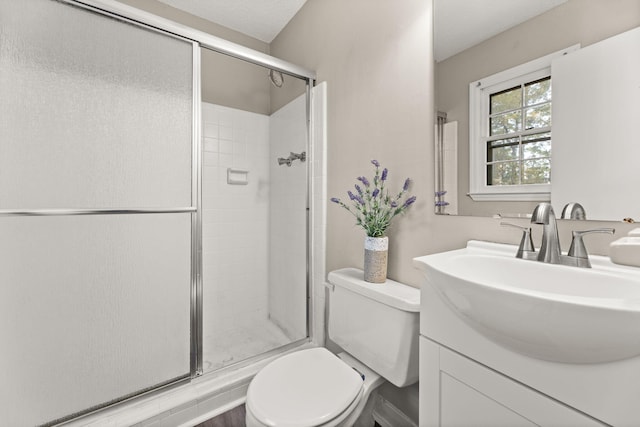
left=487, top=76, right=551, bottom=185
left=468, top=46, right=578, bottom=201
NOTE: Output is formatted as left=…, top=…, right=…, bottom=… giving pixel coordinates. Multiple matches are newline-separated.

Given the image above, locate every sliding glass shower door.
left=0, top=1, right=196, bottom=425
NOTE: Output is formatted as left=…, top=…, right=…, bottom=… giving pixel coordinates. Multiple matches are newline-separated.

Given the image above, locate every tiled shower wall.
left=202, top=95, right=308, bottom=352
left=202, top=103, right=271, bottom=336
left=268, top=94, right=308, bottom=340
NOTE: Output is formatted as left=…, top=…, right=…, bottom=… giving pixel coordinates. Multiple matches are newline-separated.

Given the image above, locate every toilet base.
left=336, top=352, right=386, bottom=426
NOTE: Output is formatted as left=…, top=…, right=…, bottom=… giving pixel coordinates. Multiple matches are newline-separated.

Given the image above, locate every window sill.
left=468, top=192, right=550, bottom=202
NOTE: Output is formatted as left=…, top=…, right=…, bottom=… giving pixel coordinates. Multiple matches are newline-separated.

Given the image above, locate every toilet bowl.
left=245, top=268, right=420, bottom=427
left=245, top=348, right=384, bottom=427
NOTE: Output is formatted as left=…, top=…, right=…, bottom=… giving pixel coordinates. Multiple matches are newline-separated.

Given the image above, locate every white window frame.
left=468, top=45, right=579, bottom=201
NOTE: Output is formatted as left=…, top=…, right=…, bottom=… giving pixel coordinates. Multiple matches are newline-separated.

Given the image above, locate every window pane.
left=491, top=85, right=522, bottom=114
left=490, top=110, right=522, bottom=135
left=525, top=77, right=551, bottom=106
left=525, top=103, right=551, bottom=130
left=488, top=161, right=520, bottom=186
left=523, top=159, right=551, bottom=184
left=523, top=132, right=551, bottom=159
left=487, top=137, right=519, bottom=162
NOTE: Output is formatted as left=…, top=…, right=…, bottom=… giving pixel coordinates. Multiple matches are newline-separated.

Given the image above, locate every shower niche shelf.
left=227, top=168, right=249, bottom=185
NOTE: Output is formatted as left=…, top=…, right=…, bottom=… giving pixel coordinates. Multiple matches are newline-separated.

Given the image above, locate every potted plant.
left=331, top=160, right=416, bottom=283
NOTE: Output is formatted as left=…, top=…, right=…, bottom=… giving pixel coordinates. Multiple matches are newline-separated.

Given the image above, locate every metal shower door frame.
left=67, top=0, right=318, bottom=378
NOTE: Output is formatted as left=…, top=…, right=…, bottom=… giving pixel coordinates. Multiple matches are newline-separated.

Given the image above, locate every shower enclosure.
left=200, top=52, right=311, bottom=373
left=0, top=1, right=317, bottom=425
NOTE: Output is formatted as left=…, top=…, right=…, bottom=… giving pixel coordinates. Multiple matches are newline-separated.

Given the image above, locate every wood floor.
left=195, top=404, right=246, bottom=427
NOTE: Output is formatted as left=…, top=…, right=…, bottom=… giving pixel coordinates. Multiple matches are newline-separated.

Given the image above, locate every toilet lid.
left=247, top=347, right=364, bottom=427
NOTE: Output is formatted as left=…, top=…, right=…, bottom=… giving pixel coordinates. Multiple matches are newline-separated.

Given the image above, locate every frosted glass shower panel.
left=0, top=0, right=193, bottom=209
left=0, top=214, right=192, bottom=426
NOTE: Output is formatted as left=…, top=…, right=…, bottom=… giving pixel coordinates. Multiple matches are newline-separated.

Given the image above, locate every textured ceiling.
left=156, top=0, right=307, bottom=43
left=435, top=0, right=568, bottom=62
left=155, top=0, right=567, bottom=59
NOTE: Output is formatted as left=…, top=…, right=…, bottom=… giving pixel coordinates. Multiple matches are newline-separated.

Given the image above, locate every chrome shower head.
left=269, top=69, right=284, bottom=88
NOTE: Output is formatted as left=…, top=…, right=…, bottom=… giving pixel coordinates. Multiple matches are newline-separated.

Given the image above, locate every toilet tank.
left=327, top=268, right=420, bottom=387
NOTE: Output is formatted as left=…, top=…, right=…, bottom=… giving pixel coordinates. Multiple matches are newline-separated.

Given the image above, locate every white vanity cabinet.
left=420, top=337, right=604, bottom=426
left=415, top=241, right=640, bottom=427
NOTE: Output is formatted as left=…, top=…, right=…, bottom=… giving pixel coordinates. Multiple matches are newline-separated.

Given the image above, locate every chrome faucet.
left=528, top=202, right=615, bottom=268
left=531, top=202, right=562, bottom=264
left=277, top=151, right=306, bottom=167
left=561, top=202, right=586, bottom=220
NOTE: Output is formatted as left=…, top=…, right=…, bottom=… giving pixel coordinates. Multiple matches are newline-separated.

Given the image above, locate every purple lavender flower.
left=329, top=160, right=416, bottom=238
left=403, top=196, right=417, bottom=208
left=435, top=190, right=447, bottom=197
left=357, top=176, right=370, bottom=187
left=435, top=200, right=450, bottom=207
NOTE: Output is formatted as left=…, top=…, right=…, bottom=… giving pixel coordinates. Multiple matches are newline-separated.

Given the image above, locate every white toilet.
left=245, top=267, right=420, bottom=427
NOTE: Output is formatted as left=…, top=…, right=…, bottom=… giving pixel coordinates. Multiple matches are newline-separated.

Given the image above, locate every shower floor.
left=202, top=317, right=291, bottom=372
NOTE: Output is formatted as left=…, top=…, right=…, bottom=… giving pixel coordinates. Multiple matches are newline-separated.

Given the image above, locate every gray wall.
left=272, top=0, right=638, bottom=290
left=436, top=0, right=640, bottom=216
left=271, top=0, right=434, bottom=287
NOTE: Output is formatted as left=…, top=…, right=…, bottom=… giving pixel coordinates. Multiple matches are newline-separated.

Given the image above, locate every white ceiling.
left=434, top=0, right=568, bottom=62
left=154, top=0, right=566, bottom=60
left=156, top=0, right=307, bottom=43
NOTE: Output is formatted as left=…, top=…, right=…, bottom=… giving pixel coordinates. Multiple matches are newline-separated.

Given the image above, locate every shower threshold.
left=62, top=339, right=313, bottom=427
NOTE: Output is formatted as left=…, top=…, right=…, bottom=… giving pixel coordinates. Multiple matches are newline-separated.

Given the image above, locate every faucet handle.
left=501, top=222, right=535, bottom=258
left=567, top=228, right=615, bottom=266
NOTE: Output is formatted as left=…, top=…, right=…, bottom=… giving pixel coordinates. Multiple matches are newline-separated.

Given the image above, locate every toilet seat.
left=246, top=348, right=364, bottom=427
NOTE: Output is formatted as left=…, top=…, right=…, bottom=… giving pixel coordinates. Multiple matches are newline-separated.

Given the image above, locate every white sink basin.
left=414, top=241, right=640, bottom=364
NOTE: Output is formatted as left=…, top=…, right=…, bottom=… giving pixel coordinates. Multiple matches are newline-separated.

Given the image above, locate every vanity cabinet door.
left=419, top=337, right=605, bottom=427
left=440, top=371, right=536, bottom=426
